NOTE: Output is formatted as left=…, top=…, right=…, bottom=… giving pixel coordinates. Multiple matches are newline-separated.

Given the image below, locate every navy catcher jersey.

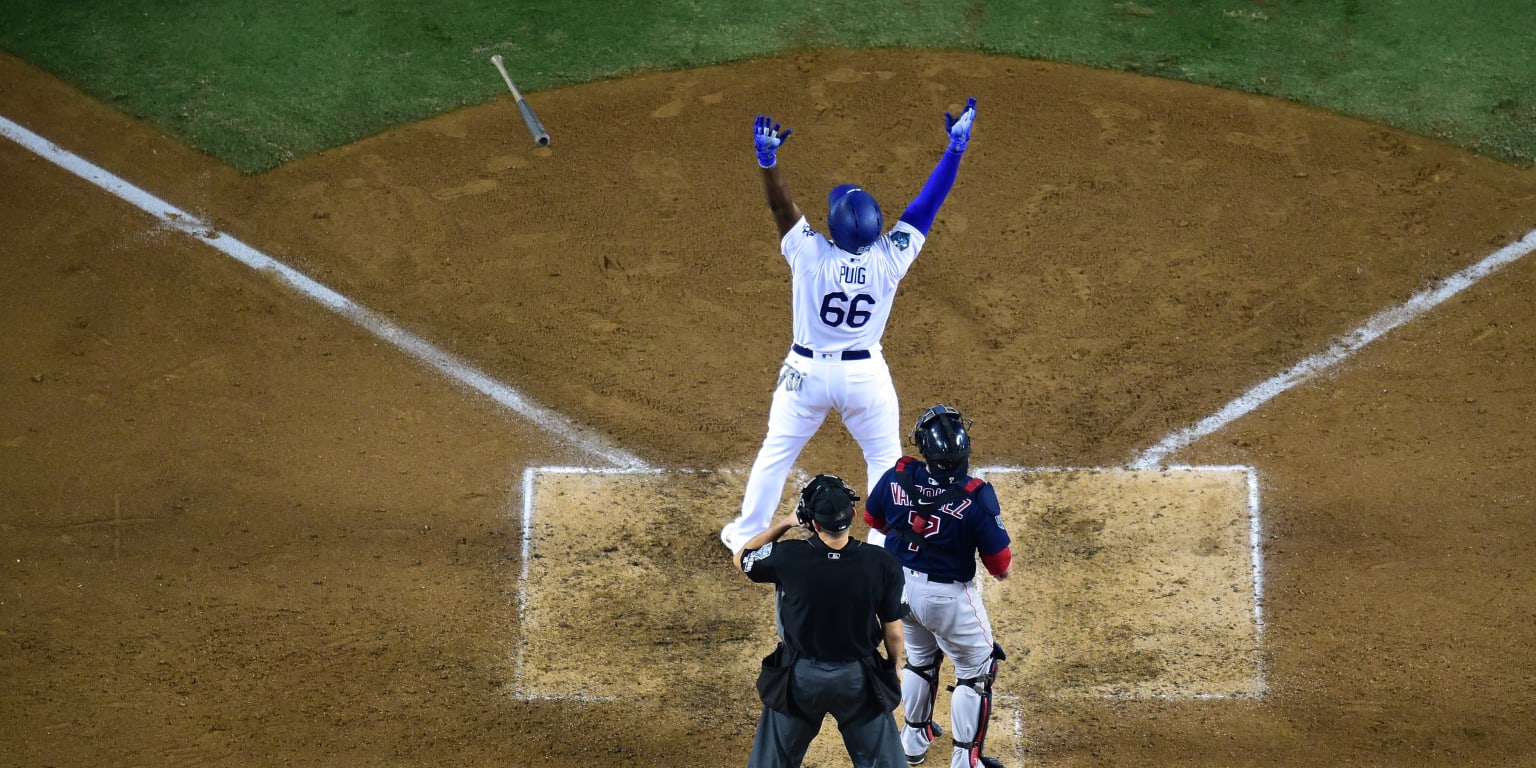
left=868, top=457, right=1010, bottom=583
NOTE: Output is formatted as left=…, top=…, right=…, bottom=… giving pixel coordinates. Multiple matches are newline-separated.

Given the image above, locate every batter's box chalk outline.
left=510, top=466, right=670, bottom=702
left=977, top=464, right=1267, bottom=701
left=512, top=464, right=1266, bottom=705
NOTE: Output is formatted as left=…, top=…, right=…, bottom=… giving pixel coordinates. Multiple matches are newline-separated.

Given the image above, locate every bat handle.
left=491, top=55, right=550, bottom=146
left=490, top=55, right=525, bottom=101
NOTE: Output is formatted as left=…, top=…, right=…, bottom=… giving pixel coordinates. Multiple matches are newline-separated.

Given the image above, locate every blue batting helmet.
left=827, top=184, right=883, bottom=254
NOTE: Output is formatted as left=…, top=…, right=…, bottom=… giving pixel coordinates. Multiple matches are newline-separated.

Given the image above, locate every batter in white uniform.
left=721, top=101, right=978, bottom=554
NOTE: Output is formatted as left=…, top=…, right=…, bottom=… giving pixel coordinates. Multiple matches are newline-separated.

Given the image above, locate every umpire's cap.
left=827, top=184, right=883, bottom=254
left=796, top=474, right=860, bottom=532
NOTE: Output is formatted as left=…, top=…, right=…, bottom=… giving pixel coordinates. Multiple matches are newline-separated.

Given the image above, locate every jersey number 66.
left=820, top=292, right=875, bottom=328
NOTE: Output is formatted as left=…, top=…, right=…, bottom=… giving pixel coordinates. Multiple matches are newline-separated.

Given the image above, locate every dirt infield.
left=3, top=48, right=1536, bottom=767
left=520, top=466, right=1259, bottom=766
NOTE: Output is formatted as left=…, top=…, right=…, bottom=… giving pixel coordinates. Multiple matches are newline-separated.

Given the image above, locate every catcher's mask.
left=912, top=404, right=972, bottom=482
left=827, top=184, right=883, bottom=254
left=795, top=474, right=860, bottom=532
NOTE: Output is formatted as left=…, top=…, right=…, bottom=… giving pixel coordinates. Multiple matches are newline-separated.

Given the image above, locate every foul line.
left=1133, top=227, right=1536, bottom=469
left=0, top=114, right=645, bottom=470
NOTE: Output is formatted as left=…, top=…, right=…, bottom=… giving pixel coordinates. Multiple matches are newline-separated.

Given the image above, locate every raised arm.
left=755, top=115, right=804, bottom=238
left=899, top=97, right=977, bottom=236
left=732, top=513, right=803, bottom=568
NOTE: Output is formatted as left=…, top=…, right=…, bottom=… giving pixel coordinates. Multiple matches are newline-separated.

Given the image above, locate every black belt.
left=795, top=655, right=861, bottom=665
left=906, top=567, right=957, bottom=584
left=792, top=344, right=871, bottom=361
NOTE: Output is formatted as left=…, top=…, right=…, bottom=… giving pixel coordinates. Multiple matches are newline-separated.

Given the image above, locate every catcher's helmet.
left=827, top=184, right=883, bottom=254
left=912, top=404, right=972, bottom=478
left=795, top=473, right=860, bottom=532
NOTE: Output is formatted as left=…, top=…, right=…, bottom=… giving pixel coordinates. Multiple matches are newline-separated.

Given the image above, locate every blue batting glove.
left=754, top=114, right=792, bottom=168
left=945, top=97, right=977, bottom=153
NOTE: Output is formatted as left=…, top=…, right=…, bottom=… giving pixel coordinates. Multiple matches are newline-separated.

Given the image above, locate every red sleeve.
left=981, top=547, right=1012, bottom=577
left=864, top=508, right=887, bottom=533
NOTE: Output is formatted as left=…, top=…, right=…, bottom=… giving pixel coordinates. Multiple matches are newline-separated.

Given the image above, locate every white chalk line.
left=509, top=692, right=620, bottom=704
left=1000, top=698, right=1026, bottom=765
left=1242, top=465, right=1268, bottom=679
left=1132, top=228, right=1536, bottom=469
left=0, top=114, right=646, bottom=471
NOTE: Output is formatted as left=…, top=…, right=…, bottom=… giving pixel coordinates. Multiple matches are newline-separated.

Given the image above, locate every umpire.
left=734, top=474, right=908, bottom=768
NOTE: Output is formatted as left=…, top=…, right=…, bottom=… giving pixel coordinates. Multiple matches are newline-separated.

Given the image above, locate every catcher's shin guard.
left=900, top=658, right=944, bottom=753
left=949, top=649, right=1003, bottom=767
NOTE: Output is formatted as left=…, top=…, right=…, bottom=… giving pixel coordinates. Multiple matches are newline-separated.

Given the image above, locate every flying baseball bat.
left=490, top=55, right=550, bottom=147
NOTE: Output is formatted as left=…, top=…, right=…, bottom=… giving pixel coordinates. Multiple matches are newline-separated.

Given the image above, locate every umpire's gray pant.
left=747, top=658, right=906, bottom=768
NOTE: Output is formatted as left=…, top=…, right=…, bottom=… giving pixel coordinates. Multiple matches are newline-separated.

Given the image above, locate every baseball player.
left=720, top=98, right=979, bottom=555
left=864, top=404, right=1012, bottom=768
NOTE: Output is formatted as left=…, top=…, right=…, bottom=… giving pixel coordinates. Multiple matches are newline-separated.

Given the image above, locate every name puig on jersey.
left=839, top=264, right=867, bottom=286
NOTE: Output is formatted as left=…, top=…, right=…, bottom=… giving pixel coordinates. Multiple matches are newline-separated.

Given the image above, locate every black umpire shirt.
left=740, top=536, right=905, bottom=661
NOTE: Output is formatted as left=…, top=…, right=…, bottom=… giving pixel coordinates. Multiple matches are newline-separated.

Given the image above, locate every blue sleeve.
left=898, top=148, right=962, bottom=236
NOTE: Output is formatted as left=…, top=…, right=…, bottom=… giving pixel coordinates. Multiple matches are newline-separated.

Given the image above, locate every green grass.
left=2, top=0, right=1532, bottom=172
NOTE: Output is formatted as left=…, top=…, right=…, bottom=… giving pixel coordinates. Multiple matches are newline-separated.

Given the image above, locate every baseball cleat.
left=904, top=722, right=942, bottom=766
left=719, top=526, right=746, bottom=554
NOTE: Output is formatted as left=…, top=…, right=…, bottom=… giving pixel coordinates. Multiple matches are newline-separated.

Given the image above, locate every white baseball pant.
left=900, top=568, right=998, bottom=768
left=721, top=350, right=902, bottom=552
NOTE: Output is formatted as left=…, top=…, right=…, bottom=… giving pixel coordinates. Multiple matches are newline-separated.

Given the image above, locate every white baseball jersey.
left=786, top=216, right=925, bottom=354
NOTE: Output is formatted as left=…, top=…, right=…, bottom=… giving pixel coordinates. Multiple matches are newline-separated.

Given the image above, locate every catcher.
left=865, top=404, right=1013, bottom=768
